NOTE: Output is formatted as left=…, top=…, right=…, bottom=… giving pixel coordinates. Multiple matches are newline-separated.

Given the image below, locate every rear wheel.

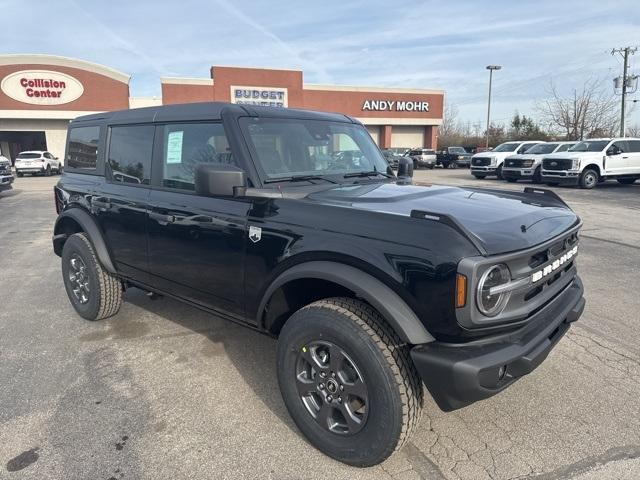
left=413, top=160, right=418, bottom=170
left=579, top=169, right=598, bottom=189
left=45, top=165, right=51, bottom=176
left=617, top=178, right=637, bottom=185
left=61, top=233, right=122, bottom=321
left=277, top=297, right=423, bottom=467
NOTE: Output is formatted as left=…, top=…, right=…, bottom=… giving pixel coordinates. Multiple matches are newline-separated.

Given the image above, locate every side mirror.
left=396, top=157, right=414, bottom=184
left=195, top=163, right=247, bottom=197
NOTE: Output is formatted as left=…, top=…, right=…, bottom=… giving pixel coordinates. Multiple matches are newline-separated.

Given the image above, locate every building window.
left=159, top=122, right=235, bottom=191
left=67, top=126, right=100, bottom=170
left=107, top=125, right=154, bottom=185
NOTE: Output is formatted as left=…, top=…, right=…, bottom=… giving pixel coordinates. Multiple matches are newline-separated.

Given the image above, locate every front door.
left=146, top=122, right=248, bottom=320
left=605, top=140, right=629, bottom=175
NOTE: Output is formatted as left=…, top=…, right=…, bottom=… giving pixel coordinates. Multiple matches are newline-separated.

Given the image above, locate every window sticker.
left=166, top=131, right=184, bottom=164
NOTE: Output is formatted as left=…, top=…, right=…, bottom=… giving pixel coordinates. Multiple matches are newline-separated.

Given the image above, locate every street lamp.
left=485, top=65, right=502, bottom=149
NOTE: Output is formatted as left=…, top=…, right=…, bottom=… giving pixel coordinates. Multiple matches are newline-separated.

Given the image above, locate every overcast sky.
left=1, top=0, right=639, bottom=126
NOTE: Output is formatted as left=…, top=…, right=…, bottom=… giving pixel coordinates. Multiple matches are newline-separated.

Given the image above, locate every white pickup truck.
left=541, top=138, right=640, bottom=189
left=502, top=141, right=577, bottom=183
left=0, top=151, right=14, bottom=191
left=470, top=141, right=542, bottom=179
left=14, top=151, right=62, bottom=177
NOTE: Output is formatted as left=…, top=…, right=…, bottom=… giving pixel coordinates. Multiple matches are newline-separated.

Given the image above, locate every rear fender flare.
left=258, top=261, right=435, bottom=345
left=53, top=208, right=116, bottom=274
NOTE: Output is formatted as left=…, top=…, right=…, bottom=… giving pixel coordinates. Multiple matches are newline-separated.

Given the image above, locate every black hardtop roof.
left=71, top=101, right=356, bottom=125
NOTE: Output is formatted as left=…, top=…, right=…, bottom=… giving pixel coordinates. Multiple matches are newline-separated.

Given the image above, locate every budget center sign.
left=231, top=85, right=288, bottom=107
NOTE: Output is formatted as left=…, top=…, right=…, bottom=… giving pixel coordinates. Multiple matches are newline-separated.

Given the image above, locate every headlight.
left=457, top=155, right=464, bottom=160
left=490, top=157, right=497, bottom=166
left=571, top=158, right=581, bottom=169
left=476, top=264, right=511, bottom=317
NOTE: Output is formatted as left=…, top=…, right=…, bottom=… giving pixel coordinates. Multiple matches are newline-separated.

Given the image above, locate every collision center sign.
left=362, top=99, right=429, bottom=112
left=1, top=70, right=84, bottom=105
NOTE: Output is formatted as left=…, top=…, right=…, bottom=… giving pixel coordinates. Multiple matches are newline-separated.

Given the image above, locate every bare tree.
left=627, top=124, right=640, bottom=137
left=439, top=103, right=459, bottom=139
left=536, top=78, right=619, bottom=140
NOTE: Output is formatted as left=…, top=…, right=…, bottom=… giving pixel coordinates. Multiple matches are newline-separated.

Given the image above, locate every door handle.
left=622, top=156, right=629, bottom=159
left=149, top=212, right=176, bottom=223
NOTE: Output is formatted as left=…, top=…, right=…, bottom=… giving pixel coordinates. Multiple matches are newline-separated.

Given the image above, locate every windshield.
left=568, top=140, right=610, bottom=152
left=17, top=152, right=41, bottom=159
left=240, top=117, right=389, bottom=181
left=492, top=142, right=520, bottom=152
left=449, top=147, right=466, bottom=154
left=526, top=143, right=558, bottom=154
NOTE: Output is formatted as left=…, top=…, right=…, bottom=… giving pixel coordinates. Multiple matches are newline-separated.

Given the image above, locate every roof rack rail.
left=410, top=210, right=487, bottom=255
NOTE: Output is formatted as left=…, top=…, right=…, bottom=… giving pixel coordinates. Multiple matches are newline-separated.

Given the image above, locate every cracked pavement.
left=1, top=171, right=639, bottom=479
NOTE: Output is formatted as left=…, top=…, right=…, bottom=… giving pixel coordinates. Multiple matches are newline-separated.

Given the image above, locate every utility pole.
left=612, top=46, right=638, bottom=137
left=485, top=65, right=501, bottom=148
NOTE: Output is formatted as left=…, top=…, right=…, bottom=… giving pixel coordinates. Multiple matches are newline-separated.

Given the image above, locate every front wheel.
left=45, top=165, right=52, bottom=176
left=579, top=169, right=598, bottom=189
left=496, top=165, right=503, bottom=180
left=532, top=167, right=542, bottom=184
left=61, top=232, right=122, bottom=321
left=277, top=298, right=423, bottom=467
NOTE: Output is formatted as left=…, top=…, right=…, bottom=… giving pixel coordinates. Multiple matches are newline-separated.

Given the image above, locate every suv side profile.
left=53, top=103, right=585, bottom=467
left=407, top=148, right=437, bottom=169
left=541, top=138, right=640, bottom=188
left=15, top=150, right=62, bottom=176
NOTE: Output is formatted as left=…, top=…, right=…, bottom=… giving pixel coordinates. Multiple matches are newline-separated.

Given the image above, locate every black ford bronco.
left=53, top=102, right=585, bottom=467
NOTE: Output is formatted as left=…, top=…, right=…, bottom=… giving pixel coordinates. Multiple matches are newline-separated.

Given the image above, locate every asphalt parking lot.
left=1, top=171, right=639, bottom=480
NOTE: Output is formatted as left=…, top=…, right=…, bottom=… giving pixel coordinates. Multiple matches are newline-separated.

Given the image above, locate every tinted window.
left=569, top=140, right=609, bottom=152
left=159, top=123, right=235, bottom=191
left=108, top=125, right=154, bottom=184
left=67, top=126, right=100, bottom=170
left=17, top=152, right=41, bottom=159
left=555, top=143, right=574, bottom=152
left=518, top=143, right=538, bottom=154
left=611, top=140, right=630, bottom=153
left=628, top=140, right=640, bottom=152
left=492, top=142, right=520, bottom=152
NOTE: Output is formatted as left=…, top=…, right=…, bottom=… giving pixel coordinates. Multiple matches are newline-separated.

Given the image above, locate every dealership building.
left=0, top=54, right=444, bottom=164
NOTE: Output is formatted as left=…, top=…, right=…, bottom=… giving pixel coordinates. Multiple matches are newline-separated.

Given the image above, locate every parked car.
left=437, top=146, right=472, bottom=168
left=470, top=141, right=542, bottom=179
left=502, top=141, right=577, bottom=183
left=381, top=149, right=401, bottom=169
left=15, top=150, right=62, bottom=176
left=52, top=102, right=584, bottom=467
left=541, top=138, right=640, bottom=189
left=407, top=148, right=437, bottom=169
left=0, top=152, right=14, bottom=191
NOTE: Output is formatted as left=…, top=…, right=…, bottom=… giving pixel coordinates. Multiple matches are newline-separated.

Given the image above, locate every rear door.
left=93, top=124, right=154, bottom=280
left=625, top=140, right=640, bottom=174
left=146, top=121, right=248, bottom=320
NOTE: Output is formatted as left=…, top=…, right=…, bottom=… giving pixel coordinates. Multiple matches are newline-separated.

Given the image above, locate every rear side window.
left=107, top=125, right=154, bottom=185
left=67, top=126, right=100, bottom=170
left=628, top=140, right=640, bottom=152
left=159, top=122, right=235, bottom=191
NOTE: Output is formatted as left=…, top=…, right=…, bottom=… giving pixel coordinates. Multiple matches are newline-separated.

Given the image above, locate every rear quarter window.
left=66, top=126, right=100, bottom=172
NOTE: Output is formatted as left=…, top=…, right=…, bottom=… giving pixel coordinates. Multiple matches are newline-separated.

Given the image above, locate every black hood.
left=304, top=182, right=579, bottom=256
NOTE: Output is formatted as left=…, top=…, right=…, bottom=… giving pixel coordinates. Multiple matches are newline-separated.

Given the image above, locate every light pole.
left=485, top=65, right=502, bottom=149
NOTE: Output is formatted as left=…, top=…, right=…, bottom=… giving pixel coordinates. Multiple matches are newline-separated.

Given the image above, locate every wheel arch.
left=257, top=261, right=435, bottom=345
left=53, top=208, right=116, bottom=274
left=582, top=164, right=602, bottom=177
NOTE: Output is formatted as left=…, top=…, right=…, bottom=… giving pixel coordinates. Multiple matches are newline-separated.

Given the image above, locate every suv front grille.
left=543, top=158, right=572, bottom=170
left=472, top=157, right=491, bottom=166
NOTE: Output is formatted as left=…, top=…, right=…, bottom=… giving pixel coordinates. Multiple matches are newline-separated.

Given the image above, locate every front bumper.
left=502, top=168, right=533, bottom=180
left=417, top=158, right=436, bottom=167
left=471, top=166, right=498, bottom=174
left=541, top=170, right=580, bottom=185
left=0, top=174, right=14, bottom=189
left=410, top=276, right=584, bottom=412
left=16, top=167, right=45, bottom=173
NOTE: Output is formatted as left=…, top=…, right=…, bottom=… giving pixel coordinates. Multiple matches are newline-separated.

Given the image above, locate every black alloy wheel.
left=68, top=253, right=90, bottom=304
left=295, top=340, right=368, bottom=435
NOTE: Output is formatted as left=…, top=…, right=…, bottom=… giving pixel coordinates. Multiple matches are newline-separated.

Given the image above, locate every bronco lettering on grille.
left=531, top=246, right=577, bottom=283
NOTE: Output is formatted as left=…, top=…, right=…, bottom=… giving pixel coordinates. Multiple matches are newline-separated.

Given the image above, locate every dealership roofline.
left=0, top=109, right=102, bottom=120
left=0, top=54, right=130, bottom=84
left=304, top=83, right=444, bottom=95
left=160, top=77, right=215, bottom=86
left=357, top=117, right=442, bottom=126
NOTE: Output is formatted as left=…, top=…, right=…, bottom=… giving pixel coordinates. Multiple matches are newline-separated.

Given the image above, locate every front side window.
left=107, top=125, right=154, bottom=184
left=159, top=122, right=235, bottom=191
left=611, top=140, right=630, bottom=153
left=555, top=143, right=574, bottom=152
left=527, top=143, right=558, bottom=154
left=67, top=126, right=100, bottom=170
left=240, top=118, right=388, bottom=181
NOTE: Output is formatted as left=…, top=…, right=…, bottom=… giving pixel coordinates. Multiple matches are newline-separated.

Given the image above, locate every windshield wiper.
left=343, top=170, right=395, bottom=179
left=264, top=174, right=337, bottom=184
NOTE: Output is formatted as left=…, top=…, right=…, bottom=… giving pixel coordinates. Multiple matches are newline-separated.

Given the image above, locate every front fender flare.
left=53, top=208, right=116, bottom=274
left=258, top=261, right=435, bottom=345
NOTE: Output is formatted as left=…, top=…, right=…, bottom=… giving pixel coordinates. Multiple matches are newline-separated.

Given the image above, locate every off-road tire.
left=617, top=178, right=637, bottom=185
left=277, top=297, right=423, bottom=467
left=579, top=168, right=598, bottom=189
left=61, top=232, right=122, bottom=321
